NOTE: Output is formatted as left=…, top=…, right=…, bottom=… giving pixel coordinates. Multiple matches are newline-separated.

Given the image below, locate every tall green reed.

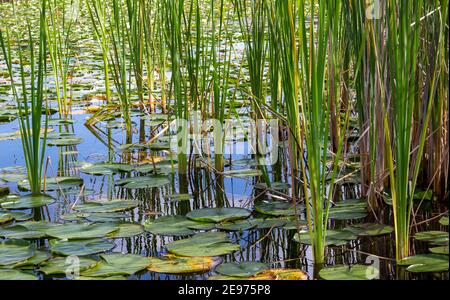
left=0, top=0, right=48, bottom=195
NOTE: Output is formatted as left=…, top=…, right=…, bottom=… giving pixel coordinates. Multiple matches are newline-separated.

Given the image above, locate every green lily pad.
left=0, top=194, right=55, bottom=209
left=45, top=223, right=119, bottom=240
left=328, top=201, right=368, bottom=220
left=73, top=199, right=138, bottom=213
left=144, top=215, right=197, bottom=236
left=80, top=253, right=151, bottom=277
left=11, top=250, right=50, bottom=268
left=49, top=239, right=116, bottom=256
left=222, top=169, right=262, bottom=178
left=215, top=220, right=256, bottom=231
left=0, top=212, right=13, bottom=224
left=319, top=264, right=378, bottom=280
left=0, top=173, right=27, bottom=183
left=81, top=163, right=134, bottom=175
left=398, top=254, right=449, bottom=273
left=107, top=223, right=144, bottom=238
left=254, top=200, right=301, bottom=217
left=186, top=207, right=251, bottom=223
left=18, top=177, right=83, bottom=191
left=166, top=232, right=240, bottom=257
left=0, top=240, right=34, bottom=266
left=254, top=182, right=290, bottom=191
left=414, top=231, right=449, bottom=246
left=294, top=229, right=357, bottom=246
left=248, top=218, right=289, bottom=229
left=115, top=175, right=170, bottom=189
left=0, top=269, right=38, bottom=280
left=439, top=216, right=449, bottom=226
left=40, top=257, right=99, bottom=275
left=47, top=137, right=83, bottom=146
left=215, top=262, right=267, bottom=277
left=147, top=255, right=215, bottom=274
left=85, top=212, right=131, bottom=223
left=344, top=223, right=393, bottom=236
left=0, top=225, right=47, bottom=239
left=0, top=211, right=33, bottom=222
left=429, top=246, right=449, bottom=255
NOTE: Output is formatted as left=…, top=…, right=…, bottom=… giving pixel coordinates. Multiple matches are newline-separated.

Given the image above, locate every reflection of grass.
left=0, top=0, right=48, bottom=195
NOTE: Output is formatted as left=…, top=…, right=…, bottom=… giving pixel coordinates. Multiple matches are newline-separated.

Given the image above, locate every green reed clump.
left=0, top=0, right=48, bottom=195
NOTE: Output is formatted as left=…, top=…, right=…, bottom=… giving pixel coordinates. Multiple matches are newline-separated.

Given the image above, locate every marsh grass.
left=0, top=0, right=48, bottom=195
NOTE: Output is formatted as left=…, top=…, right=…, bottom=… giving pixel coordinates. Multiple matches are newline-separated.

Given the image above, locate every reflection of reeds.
left=0, top=0, right=48, bottom=195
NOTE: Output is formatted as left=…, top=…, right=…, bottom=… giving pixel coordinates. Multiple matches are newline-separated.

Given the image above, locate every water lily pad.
left=344, top=223, right=393, bottom=237
left=0, top=173, right=27, bottom=183
left=398, top=254, right=448, bottom=273
left=47, top=137, right=83, bottom=146
left=414, top=231, right=449, bottom=246
left=45, top=223, right=119, bottom=240
left=0, top=269, right=38, bottom=280
left=215, top=262, right=267, bottom=277
left=81, top=163, right=134, bottom=175
left=294, top=229, right=357, bottom=246
left=107, top=223, right=144, bottom=238
left=222, top=169, right=262, bottom=178
left=49, top=239, right=116, bottom=256
left=115, top=175, right=170, bottom=189
left=319, top=264, right=377, bottom=280
left=0, top=211, right=33, bottom=222
left=254, top=200, right=301, bottom=217
left=209, top=269, right=308, bottom=280
left=0, top=225, right=47, bottom=239
left=73, top=199, right=138, bottom=213
left=254, top=182, right=290, bottom=191
left=40, top=257, right=98, bottom=275
left=0, top=194, right=55, bottom=209
left=166, top=232, right=240, bottom=257
left=18, top=176, right=83, bottom=191
left=215, top=220, right=256, bottom=231
left=429, top=246, right=449, bottom=255
left=439, top=216, right=449, bottom=226
left=0, top=212, right=13, bottom=224
left=11, top=250, right=50, bottom=269
left=85, top=212, right=131, bottom=223
left=186, top=207, right=251, bottom=223
left=147, top=255, right=215, bottom=274
left=80, top=253, right=151, bottom=277
left=144, top=215, right=197, bottom=236
left=0, top=240, right=34, bottom=266
left=328, top=201, right=368, bottom=220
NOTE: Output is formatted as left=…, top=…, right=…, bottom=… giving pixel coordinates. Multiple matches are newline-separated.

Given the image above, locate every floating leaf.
left=414, top=231, right=449, bottom=246
left=209, top=269, right=308, bottom=280
left=0, top=240, right=34, bottom=266
left=222, top=169, right=262, bottom=178
left=45, top=223, right=119, bottom=240
left=0, top=269, right=38, bottom=280
left=0, top=211, right=33, bottom=222
left=40, top=257, right=98, bottom=275
left=294, top=229, right=357, bottom=246
left=439, top=216, right=449, bottom=226
left=49, top=239, right=115, bottom=256
left=80, top=253, right=151, bottom=277
left=18, top=177, right=83, bottom=191
left=0, top=194, right=55, bottom=209
left=186, top=208, right=251, bottom=223
left=81, top=163, right=134, bottom=175
left=398, top=254, right=449, bottom=273
left=0, top=212, right=13, bottom=224
left=254, top=182, right=290, bottom=191
left=328, top=201, right=368, bottom=220
left=429, top=246, right=449, bottom=255
left=215, top=220, right=256, bottom=232
left=254, top=200, right=301, bottom=217
left=0, top=225, right=47, bottom=239
left=47, top=137, right=83, bottom=146
left=319, top=264, right=378, bottom=280
left=73, top=199, right=138, bottom=214
left=144, top=215, right=197, bottom=236
left=166, top=232, right=240, bottom=257
left=147, top=255, right=215, bottom=274
left=11, top=250, right=50, bottom=269
left=344, top=223, right=393, bottom=237
left=107, top=223, right=144, bottom=238
left=215, top=262, right=267, bottom=277
left=115, top=175, right=170, bottom=189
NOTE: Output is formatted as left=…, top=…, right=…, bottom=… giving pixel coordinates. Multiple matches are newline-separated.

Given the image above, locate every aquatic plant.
left=0, top=0, right=48, bottom=195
